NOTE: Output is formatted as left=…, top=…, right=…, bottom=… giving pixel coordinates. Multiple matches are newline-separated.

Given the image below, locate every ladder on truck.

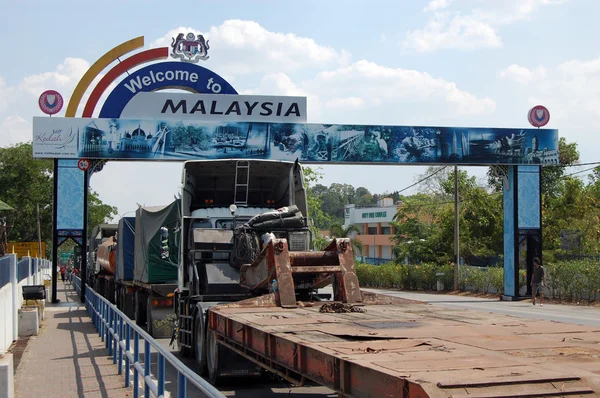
left=234, top=160, right=250, bottom=206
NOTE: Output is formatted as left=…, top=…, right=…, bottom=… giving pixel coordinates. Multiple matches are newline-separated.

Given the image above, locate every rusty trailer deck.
left=208, top=291, right=600, bottom=398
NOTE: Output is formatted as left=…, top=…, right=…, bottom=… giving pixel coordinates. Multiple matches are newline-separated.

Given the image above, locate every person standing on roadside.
left=531, top=257, right=546, bottom=306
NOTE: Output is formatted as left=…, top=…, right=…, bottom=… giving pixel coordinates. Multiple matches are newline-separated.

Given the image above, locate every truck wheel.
left=193, top=306, right=207, bottom=376
left=206, top=328, right=222, bottom=385
left=146, top=296, right=154, bottom=337
left=134, top=291, right=146, bottom=326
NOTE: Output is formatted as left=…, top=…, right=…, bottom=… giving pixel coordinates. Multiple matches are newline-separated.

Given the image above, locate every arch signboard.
left=37, top=34, right=557, bottom=303
left=33, top=116, right=558, bottom=165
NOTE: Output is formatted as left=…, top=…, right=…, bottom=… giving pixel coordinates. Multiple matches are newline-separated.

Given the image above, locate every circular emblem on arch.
left=99, top=61, right=238, bottom=118
left=528, top=105, right=550, bottom=128
left=38, top=90, right=64, bottom=115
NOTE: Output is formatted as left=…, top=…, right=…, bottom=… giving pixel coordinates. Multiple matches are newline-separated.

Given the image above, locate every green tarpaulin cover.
left=134, top=199, right=180, bottom=284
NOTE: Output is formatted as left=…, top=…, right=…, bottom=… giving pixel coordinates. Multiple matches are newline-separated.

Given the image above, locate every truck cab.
left=175, top=158, right=311, bottom=382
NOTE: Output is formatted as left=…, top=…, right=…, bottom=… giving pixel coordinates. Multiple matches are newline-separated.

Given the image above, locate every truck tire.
left=206, top=328, right=222, bottom=385
left=134, top=290, right=146, bottom=326
left=146, top=296, right=154, bottom=337
left=193, top=305, right=207, bottom=376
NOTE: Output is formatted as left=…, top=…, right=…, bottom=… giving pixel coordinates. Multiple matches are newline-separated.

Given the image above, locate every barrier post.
left=118, top=317, right=123, bottom=374
left=144, top=340, right=151, bottom=398
left=113, top=309, right=118, bottom=364
left=9, top=254, right=17, bottom=343
left=133, top=331, right=140, bottom=398
left=125, top=324, right=131, bottom=387
left=34, top=258, right=39, bottom=285
left=27, top=257, right=32, bottom=286
left=158, top=354, right=166, bottom=397
left=178, top=372, right=187, bottom=398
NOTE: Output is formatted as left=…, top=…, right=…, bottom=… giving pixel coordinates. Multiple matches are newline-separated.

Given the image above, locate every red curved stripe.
left=82, top=47, right=169, bottom=117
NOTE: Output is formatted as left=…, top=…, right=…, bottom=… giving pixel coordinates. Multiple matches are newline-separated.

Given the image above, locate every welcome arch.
left=38, top=36, right=557, bottom=304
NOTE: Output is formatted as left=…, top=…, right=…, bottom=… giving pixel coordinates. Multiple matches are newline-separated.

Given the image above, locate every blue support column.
left=503, top=166, right=517, bottom=299
left=503, top=165, right=542, bottom=300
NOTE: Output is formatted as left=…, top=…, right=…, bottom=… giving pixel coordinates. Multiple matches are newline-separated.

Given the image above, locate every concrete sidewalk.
left=14, top=281, right=133, bottom=398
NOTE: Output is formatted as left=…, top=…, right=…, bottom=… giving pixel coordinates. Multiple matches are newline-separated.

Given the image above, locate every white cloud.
left=424, top=0, right=452, bottom=12
left=404, top=13, right=502, bottom=52
left=495, top=56, right=600, bottom=139
left=20, top=57, right=90, bottom=98
left=310, top=60, right=495, bottom=116
left=325, top=97, right=365, bottom=109
left=499, top=64, right=533, bottom=84
left=0, top=77, right=12, bottom=113
left=404, top=0, right=570, bottom=52
left=151, top=20, right=351, bottom=76
left=0, top=116, right=30, bottom=147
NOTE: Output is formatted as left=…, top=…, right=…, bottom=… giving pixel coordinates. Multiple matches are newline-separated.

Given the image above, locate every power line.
left=396, top=166, right=448, bottom=194
left=565, top=166, right=598, bottom=178
left=558, top=161, right=600, bottom=168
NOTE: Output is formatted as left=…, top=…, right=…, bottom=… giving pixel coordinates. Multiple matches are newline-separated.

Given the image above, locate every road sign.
left=38, top=90, right=64, bottom=115
left=528, top=105, right=550, bottom=127
left=7, top=241, right=46, bottom=258
left=77, top=158, right=91, bottom=171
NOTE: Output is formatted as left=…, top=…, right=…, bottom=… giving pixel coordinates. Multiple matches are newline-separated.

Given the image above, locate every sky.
left=1, top=0, right=599, bottom=218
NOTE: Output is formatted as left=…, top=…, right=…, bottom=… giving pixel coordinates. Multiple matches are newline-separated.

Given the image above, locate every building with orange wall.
left=343, top=198, right=398, bottom=264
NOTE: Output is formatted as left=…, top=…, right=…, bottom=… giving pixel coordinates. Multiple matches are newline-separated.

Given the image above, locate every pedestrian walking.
left=530, top=257, right=546, bottom=306
left=60, top=265, right=66, bottom=282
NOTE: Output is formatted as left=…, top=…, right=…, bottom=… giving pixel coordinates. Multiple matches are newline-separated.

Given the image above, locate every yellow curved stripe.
left=65, top=36, right=145, bottom=117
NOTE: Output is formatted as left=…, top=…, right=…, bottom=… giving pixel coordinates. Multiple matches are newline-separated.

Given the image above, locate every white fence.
left=0, top=254, right=51, bottom=354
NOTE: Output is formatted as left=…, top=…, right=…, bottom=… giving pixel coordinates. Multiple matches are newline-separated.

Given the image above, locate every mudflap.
left=217, top=343, right=262, bottom=379
left=148, top=307, right=177, bottom=339
left=122, top=290, right=135, bottom=320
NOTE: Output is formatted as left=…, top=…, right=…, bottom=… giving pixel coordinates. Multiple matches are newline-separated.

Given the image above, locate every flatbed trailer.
left=208, top=290, right=600, bottom=397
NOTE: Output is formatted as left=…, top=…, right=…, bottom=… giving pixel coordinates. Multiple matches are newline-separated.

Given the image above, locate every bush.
left=354, top=259, right=600, bottom=301
left=547, top=260, right=600, bottom=301
left=356, top=261, right=453, bottom=291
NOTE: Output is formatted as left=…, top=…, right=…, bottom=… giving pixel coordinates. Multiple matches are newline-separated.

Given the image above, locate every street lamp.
left=37, top=203, right=51, bottom=259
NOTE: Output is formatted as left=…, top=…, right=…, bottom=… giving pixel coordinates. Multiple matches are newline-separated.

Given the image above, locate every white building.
left=343, top=198, right=398, bottom=264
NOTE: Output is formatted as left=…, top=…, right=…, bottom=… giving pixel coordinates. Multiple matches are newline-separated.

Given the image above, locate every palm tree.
left=327, top=223, right=364, bottom=256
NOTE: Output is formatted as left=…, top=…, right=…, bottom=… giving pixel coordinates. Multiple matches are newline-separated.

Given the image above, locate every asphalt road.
left=363, top=288, right=600, bottom=327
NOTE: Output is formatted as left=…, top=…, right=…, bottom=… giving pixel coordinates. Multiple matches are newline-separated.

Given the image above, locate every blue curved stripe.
left=100, top=62, right=238, bottom=118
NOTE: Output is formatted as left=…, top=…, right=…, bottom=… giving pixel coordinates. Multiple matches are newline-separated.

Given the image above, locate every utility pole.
left=454, top=166, right=460, bottom=290
left=37, top=203, right=42, bottom=258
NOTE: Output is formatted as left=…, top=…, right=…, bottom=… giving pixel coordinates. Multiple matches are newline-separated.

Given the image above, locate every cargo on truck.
left=130, top=200, right=180, bottom=338
left=92, top=201, right=180, bottom=338
left=88, top=223, right=118, bottom=302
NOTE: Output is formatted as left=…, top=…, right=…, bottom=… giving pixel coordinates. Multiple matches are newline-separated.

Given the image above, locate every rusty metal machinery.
left=239, top=237, right=362, bottom=308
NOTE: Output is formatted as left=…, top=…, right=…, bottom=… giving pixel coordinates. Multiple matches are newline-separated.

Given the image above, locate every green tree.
left=87, top=189, right=119, bottom=236
left=302, top=166, right=332, bottom=250
left=328, top=223, right=364, bottom=255
left=392, top=168, right=503, bottom=264
left=0, top=143, right=53, bottom=247
left=0, top=143, right=119, bottom=256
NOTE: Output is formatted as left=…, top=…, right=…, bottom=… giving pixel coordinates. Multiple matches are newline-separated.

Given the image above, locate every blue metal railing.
left=363, top=257, right=392, bottom=265
left=73, top=274, right=81, bottom=296
left=72, top=275, right=225, bottom=398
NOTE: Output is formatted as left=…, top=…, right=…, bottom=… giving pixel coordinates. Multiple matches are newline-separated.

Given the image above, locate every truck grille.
left=288, top=231, right=309, bottom=251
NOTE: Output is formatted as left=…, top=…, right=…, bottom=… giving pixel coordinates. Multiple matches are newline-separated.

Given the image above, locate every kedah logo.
left=170, top=32, right=210, bottom=63
left=38, top=90, right=64, bottom=115
left=528, top=105, right=550, bottom=128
